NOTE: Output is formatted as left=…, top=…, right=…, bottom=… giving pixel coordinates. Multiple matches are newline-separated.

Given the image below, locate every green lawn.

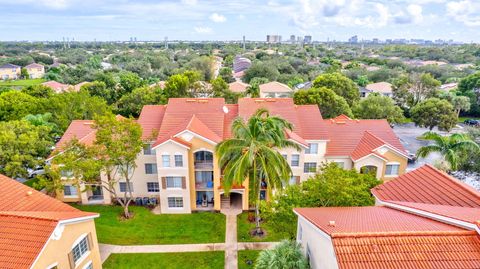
left=0, top=78, right=45, bottom=87
left=237, top=212, right=290, bottom=242
left=73, top=205, right=225, bottom=245
left=103, top=252, right=224, bottom=269
left=23, top=177, right=40, bottom=189
left=238, top=250, right=261, bottom=269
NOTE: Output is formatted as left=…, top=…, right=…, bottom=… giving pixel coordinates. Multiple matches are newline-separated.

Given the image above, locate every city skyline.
left=0, top=0, right=480, bottom=42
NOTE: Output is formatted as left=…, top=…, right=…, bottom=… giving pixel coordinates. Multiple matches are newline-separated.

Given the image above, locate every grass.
left=0, top=78, right=45, bottom=87
left=237, top=212, right=290, bottom=242
left=103, top=252, right=225, bottom=269
left=459, top=116, right=480, bottom=123
left=238, top=250, right=261, bottom=269
left=73, top=205, right=225, bottom=245
left=23, top=177, right=40, bottom=189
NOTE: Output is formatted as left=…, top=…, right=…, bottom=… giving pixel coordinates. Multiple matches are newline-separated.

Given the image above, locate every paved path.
left=99, top=208, right=277, bottom=268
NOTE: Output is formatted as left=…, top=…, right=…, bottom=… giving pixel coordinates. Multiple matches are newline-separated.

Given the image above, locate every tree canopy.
left=353, top=94, right=405, bottom=124
left=312, top=72, right=360, bottom=106
left=293, top=87, right=353, bottom=118
left=410, top=98, right=458, bottom=131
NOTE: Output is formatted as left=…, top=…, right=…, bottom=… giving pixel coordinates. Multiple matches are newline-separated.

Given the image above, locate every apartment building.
left=53, top=98, right=408, bottom=213
left=0, top=63, right=21, bottom=80
left=24, top=63, right=45, bottom=79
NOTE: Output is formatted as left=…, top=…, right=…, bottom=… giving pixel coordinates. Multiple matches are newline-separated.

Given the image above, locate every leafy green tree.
left=255, top=240, right=309, bottom=269
left=451, top=95, right=471, bottom=117
left=80, top=81, right=116, bottom=104
left=457, top=72, right=480, bottom=116
left=0, top=91, right=40, bottom=121
left=293, top=87, right=352, bottom=118
left=0, top=120, right=53, bottom=178
left=262, top=163, right=379, bottom=237
left=243, top=62, right=280, bottom=83
left=20, top=67, right=29, bottom=79
left=409, top=73, right=441, bottom=105
left=313, top=73, right=359, bottom=106
left=23, top=113, right=60, bottom=135
left=164, top=74, right=191, bottom=98
left=219, top=67, right=235, bottom=83
left=216, top=109, right=298, bottom=234
left=211, top=77, right=240, bottom=104
left=94, top=114, right=144, bottom=218
left=119, top=71, right=144, bottom=93
left=417, top=132, right=480, bottom=171
left=115, top=86, right=167, bottom=117
left=410, top=98, right=458, bottom=131
left=355, top=75, right=370, bottom=87
left=353, top=94, right=405, bottom=124
left=22, top=85, right=54, bottom=98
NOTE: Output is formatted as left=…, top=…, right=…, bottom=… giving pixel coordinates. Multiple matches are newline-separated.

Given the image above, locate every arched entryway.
left=220, top=192, right=243, bottom=210
left=360, top=165, right=378, bottom=176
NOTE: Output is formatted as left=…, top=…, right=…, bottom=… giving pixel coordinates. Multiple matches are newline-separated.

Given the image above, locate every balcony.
left=194, top=161, right=214, bottom=170
left=195, top=180, right=214, bottom=189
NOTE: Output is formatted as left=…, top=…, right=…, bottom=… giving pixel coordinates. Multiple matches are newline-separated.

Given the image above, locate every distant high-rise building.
left=348, top=35, right=358, bottom=43
left=266, top=35, right=282, bottom=44
left=242, top=35, right=246, bottom=51
left=304, top=35, right=312, bottom=44
left=165, top=36, right=168, bottom=49
left=372, top=38, right=379, bottom=44
left=290, top=35, right=296, bottom=44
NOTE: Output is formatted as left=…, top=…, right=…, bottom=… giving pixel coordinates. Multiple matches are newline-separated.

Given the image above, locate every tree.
left=312, top=72, right=359, bottom=106
left=80, top=81, right=116, bottom=104
left=20, top=67, right=29, bottom=79
left=22, top=85, right=54, bottom=98
left=219, top=67, right=235, bottom=83
left=119, top=71, right=144, bottom=93
left=293, top=87, right=353, bottom=118
left=0, top=91, right=40, bottom=121
left=0, top=120, right=53, bottom=179
left=451, top=95, right=471, bottom=117
left=23, top=113, right=60, bottom=135
left=353, top=94, right=405, bottom=124
left=255, top=240, right=309, bottom=269
left=115, top=86, right=167, bottom=117
left=94, top=114, right=144, bottom=218
left=409, top=73, right=441, bottom=105
left=457, top=72, right=480, bottom=116
left=216, top=109, right=299, bottom=234
left=417, top=132, right=480, bottom=171
left=211, top=77, right=239, bottom=104
left=355, top=75, right=370, bottom=87
left=262, top=163, right=379, bottom=237
left=243, top=62, right=280, bottom=83
left=164, top=74, right=191, bottom=98
left=410, top=98, right=458, bottom=131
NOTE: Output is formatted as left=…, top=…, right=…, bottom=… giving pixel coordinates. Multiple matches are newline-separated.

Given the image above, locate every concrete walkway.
left=99, top=208, right=278, bottom=268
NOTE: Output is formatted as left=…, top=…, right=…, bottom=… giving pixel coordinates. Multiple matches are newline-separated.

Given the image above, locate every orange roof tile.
left=185, top=115, right=223, bottom=143
left=372, top=164, right=480, bottom=207
left=259, top=81, right=292, bottom=93
left=351, top=131, right=390, bottom=161
left=228, top=81, right=249, bottom=93
left=137, top=105, right=166, bottom=140
left=54, top=120, right=95, bottom=152
left=365, top=81, right=393, bottom=94
left=324, top=117, right=405, bottom=157
left=0, top=174, right=97, bottom=269
left=333, top=232, right=480, bottom=269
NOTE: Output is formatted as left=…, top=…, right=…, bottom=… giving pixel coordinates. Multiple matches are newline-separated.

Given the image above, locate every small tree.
left=353, top=94, right=405, bottom=124
left=255, top=240, right=309, bottom=269
left=20, top=68, right=29, bottom=79
left=293, top=87, right=353, bottom=118
left=451, top=95, right=471, bottom=117
left=410, top=98, right=458, bottom=131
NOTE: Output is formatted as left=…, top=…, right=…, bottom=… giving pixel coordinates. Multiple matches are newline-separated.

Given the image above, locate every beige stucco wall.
left=353, top=155, right=385, bottom=179
left=26, top=66, right=45, bottom=79
left=379, top=148, right=408, bottom=180
left=324, top=157, right=354, bottom=170
left=297, top=215, right=339, bottom=269
left=0, top=67, right=20, bottom=79
left=32, top=219, right=101, bottom=269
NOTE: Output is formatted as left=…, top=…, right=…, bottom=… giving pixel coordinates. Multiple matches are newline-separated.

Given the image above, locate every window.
left=64, top=185, right=78, bottom=196
left=174, top=155, right=183, bottom=167
left=147, top=182, right=159, bottom=192
left=291, top=154, right=300, bottom=167
left=334, top=162, right=345, bottom=168
left=385, top=164, right=400, bottom=176
left=143, top=144, right=156, bottom=155
left=166, top=177, right=183, bottom=188
left=145, top=163, right=158, bottom=174
left=305, top=143, right=318, bottom=154
left=304, top=162, right=317, bottom=173
left=119, top=182, right=134, bottom=192
left=168, top=197, right=183, bottom=208
left=83, top=262, right=93, bottom=269
left=72, top=236, right=89, bottom=263
left=162, top=155, right=170, bottom=167
left=281, top=154, right=287, bottom=160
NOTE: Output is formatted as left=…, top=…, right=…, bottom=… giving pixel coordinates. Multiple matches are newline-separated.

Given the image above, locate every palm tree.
left=417, top=131, right=480, bottom=171
left=255, top=240, right=309, bottom=269
left=216, top=108, right=299, bottom=234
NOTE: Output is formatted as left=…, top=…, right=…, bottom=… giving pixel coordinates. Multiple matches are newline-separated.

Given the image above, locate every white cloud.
left=194, top=26, right=213, bottom=34
left=181, top=0, right=197, bottom=5
left=447, top=0, right=480, bottom=26
left=209, top=12, right=226, bottom=23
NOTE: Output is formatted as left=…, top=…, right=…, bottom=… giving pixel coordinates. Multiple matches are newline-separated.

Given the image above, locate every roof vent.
left=336, top=121, right=346, bottom=124
left=198, top=99, right=208, bottom=103
left=223, top=106, right=229, bottom=114
left=26, top=191, right=33, bottom=196
left=266, top=99, right=276, bottom=102
left=254, top=99, right=265, bottom=103
left=328, top=220, right=336, bottom=227
left=186, top=99, right=197, bottom=103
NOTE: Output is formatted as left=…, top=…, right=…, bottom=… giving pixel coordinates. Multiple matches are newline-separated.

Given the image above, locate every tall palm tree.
left=417, top=131, right=480, bottom=171
left=216, top=108, right=299, bottom=234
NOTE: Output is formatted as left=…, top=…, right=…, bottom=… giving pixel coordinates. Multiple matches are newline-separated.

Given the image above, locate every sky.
left=1, top=0, right=480, bottom=42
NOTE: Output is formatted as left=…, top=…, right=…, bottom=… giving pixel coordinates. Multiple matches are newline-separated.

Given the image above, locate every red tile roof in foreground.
left=350, top=131, right=390, bottom=161
left=323, top=116, right=405, bottom=157
left=372, top=164, right=480, bottom=207
left=295, top=206, right=480, bottom=269
left=388, top=201, right=480, bottom=224
left=0, top=174, right=97, bottom=269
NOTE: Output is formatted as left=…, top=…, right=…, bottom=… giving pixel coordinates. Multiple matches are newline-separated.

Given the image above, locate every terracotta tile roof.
left=351, top=131, right=390, bottom=161
left=228, top=81, right=249, bottom=93
left=365, top=82, right=393, bottom=94
left=52, top=120, right=95, bottom=155
left=259, top=81, right=292, bottom=93
left=387, top=201, right=480, bottom=224
left=24, top=63, right=44, bottom=69
left=41, top=81, right=72, bottom=93
left=223, top=104, right=238, bottom=139
left=372, top=164, right=480, bottom=207
left=332, top=114, right=352, bottom=121
left=137, top=105, right=166, bottom=140
left=323, top=117, right=405, bottom=157
left=333, top=232, right=480, bottom=269
left=294, top=206, right=465, bottom=236
left=185, top=115, right=223, bottom=143
left=0, top=174, right=98, bottom=269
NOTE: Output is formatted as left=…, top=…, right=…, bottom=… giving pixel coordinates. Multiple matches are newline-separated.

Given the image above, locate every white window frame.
left=305, top=143, right=318, bottom=154
left=334, top=161, right=345, bottom=169
left=385, top=162, right=400, bottom=177
left=304, top=162, right=317, bottom=173
left=162, top=154, right=170, bottom=167
left=166, top=176, right=183, bottom=189
left=291, top=154, right=300, bottom=167
left=119, top=182, right=134, bottom=192
left=71, top=234, right=90, bottom=266
left=174, top=154, right=183, bottom=167
left=167, top=196, right=184, bottom=209
left=147, top=182, right=160, bottom=192
left=144, top=163, right=158, bottom=174
left=143, top=144, right=156, bottom=155
left=63, top=185, right=78, bottom=197
left=82, top=261, right=93, bottom=269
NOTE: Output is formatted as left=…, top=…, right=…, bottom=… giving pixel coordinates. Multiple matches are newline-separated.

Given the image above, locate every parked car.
left=27, top=167, right=45, bottom=178
left=406, top=151, right=417, bottom=164
left=464, top=119, right=480, bottom=127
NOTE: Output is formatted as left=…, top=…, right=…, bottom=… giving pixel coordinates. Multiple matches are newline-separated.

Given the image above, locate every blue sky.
left=1, top=0, right=480, bottom=42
